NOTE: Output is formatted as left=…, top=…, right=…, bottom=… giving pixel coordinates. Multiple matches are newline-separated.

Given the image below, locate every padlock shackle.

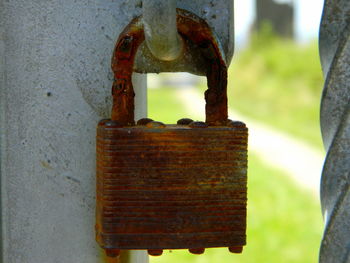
left=111, top=9, right=228, bottom=126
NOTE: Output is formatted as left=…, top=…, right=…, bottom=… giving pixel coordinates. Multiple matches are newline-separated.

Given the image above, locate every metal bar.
left=142, top=0, right=183, bottom=61
left=318, top=0, right=350, bottom=262
left=119, top=73, right=149, bottom=263
left=0, top=1, right=233, bottom=262
left=134, top=0, right=234, bottom=75
left=0, top=0, right=6, bottom=260
left=0, top=1, right=147, bottom=262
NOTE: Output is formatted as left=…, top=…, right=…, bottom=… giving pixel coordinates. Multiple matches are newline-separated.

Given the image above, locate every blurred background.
left=147, top=0, right=325, bottom=262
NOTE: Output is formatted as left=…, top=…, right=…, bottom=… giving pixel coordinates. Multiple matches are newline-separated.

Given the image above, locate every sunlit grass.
left=147, top=86, right=188, bottom=123
left=224, top=28, right=324, bottom=149
left=196, top=28, right=324, bottom=149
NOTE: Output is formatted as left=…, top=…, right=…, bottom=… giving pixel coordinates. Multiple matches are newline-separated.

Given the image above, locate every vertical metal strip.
left=319, top=1, right=350, bottom=262
left=142, top=0, right=183, bottom=61
left=120, top=74, right=149, bottom=263
left=0, top=0, right=5, bottom=261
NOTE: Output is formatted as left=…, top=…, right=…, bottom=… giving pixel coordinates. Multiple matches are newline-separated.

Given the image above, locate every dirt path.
left=177, top=88, right=325, bottom=195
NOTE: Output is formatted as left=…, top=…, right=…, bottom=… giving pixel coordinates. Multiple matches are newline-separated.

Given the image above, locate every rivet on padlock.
left=137, top=118, right=154, bottom=126
left=148, top=249, right=164, bottom=256
left=96, top=9, right=248, bottom=257
left=189, top=248, right=206, bottom=255
left=177, top=118, right=194, bottom=125
left=105, top=249, right=121, bottom=258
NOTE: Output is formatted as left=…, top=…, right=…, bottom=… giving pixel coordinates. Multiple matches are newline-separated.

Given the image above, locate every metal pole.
left=0, top=1, right=233, bottom=262
left=0, top=1, right=146, bottom=262
left=116, top=76, right=149, bottom=263
left=143, top=0, right=183, bottom=61
left=318, top=0, right=350, bottom=262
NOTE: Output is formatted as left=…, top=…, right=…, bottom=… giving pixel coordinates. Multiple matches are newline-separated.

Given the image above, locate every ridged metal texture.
left=96, top=120, right=248, bottom=253
left=96, top=8, right=248, bottom=257
left=319, top=1, right=350, bottom=262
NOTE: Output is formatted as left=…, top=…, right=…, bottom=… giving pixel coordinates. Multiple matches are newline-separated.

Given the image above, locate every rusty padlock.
left=96, top=9, right=248, bottom=257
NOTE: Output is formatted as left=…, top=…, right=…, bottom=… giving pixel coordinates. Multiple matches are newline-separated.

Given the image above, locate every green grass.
left=196, top=27, right=324, bottom=149
left=148, top=86, right=191, bottom=123
left=225, top=28, right=324, bottom=149
left=148, top=87, right=323, bottom=263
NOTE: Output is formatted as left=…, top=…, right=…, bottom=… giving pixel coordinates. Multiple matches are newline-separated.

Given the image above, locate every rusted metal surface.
left=319, top=1, right=350, bottom=262
left=96, top=9, right=248, bottom=256
left=134, top=0, right=234, bottom=75
left=111, top=9, right=228, bottom=126
left=96, top=121, right=248, bottom=253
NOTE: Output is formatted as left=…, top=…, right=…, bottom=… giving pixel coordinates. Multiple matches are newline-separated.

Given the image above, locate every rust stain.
left=96, top=9, right=248, bottom=258
left=96, top=120, right=248, bottom=254
left=40, top=160, right=53, bottom=170
left=111, top=9, right=228, bottom=126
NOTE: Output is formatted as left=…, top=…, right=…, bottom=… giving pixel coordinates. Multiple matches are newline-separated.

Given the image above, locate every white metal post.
left=124, top=74, right=149, bottom=263
left=0, top=1, right=146, bottom=262
left=0, top=1, right=233, bottom=262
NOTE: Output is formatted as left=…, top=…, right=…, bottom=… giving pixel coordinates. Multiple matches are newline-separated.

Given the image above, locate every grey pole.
left=0, top=1, right=233, bottom=262
left=319, top=0, right=350, bottom=262
left=143, top=0, right=183, bottom=61
left=0, top=1, right=147, bottom=262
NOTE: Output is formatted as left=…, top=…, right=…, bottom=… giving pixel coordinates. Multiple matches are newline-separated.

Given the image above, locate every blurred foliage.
left=200, top=23, right=324, bottom=149
left=148, top=87, right=323, bottom=263
left=148, top=86, right=188, bottom=122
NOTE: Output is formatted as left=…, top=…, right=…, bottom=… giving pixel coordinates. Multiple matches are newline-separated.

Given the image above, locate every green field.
left=227, top=29, right=324, bottom=149
left=195, top=28, right=324, bottom=150
left=148, top=87, right=323, bottom=263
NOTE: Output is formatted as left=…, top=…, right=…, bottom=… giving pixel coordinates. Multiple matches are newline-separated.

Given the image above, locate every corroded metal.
left=134, top=0, right=234, bottom=75
left=96, top=9, right=248, bottom=256
left=319, top=1, right=350, bottom=262
left=96, top=120, right=248, bottom=253
left=111, top=9, right=228, bottom=126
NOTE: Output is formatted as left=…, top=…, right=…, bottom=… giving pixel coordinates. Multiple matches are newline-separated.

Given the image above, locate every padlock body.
left=96, top=120, right=248, bottom=250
